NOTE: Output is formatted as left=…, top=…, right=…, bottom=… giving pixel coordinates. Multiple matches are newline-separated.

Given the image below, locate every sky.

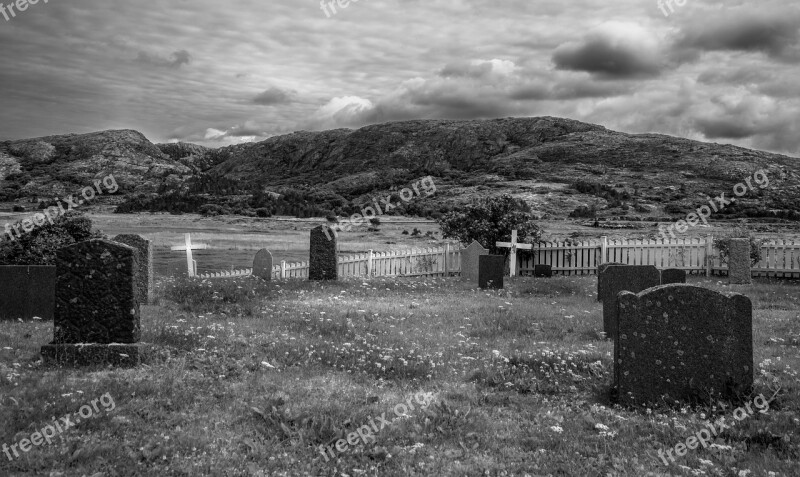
left=0, top=0, right=799, bottom=156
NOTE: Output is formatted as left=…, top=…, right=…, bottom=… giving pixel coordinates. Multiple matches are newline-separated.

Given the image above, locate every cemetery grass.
left=0, top=276, right=798, bottom=476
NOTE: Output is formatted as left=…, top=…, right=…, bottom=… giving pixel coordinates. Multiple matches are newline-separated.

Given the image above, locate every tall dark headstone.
left=461, top=241, right=488, bottom=284
left=597, top=262, right=625, bottom=301
left=41, top=240, right=145, bottom=367
left=113, top=234, right=154, bottom=305
left=253, top=249, right=273, bottom=281
left=729, top=239, right=752, bottom=285
left=309, top=226, right=338, bottom=281
left=0, top=266, right=56, bottom=321
left=661, top=268, right=687, bottom=285
left=614, top=284, right=753, bottom=406
left=599, top=265, right=661, bottom=338
left=478, top=255, right=505, bottom=289
left=534, top=265, right=553, bottom=278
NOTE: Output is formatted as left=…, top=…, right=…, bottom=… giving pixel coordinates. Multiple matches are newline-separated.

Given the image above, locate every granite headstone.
left=729, top=239, right=752, bottom=285
left=113, top=234, right=154, bottom=305
left=597, top=262, right=625, bottom=301
left=478, top=255, right=505, bottom=289
left=600, top=265, right=661, bottom=337
left=614, top=284, right=753, bottom=406
left=309, top=225, right=338, bottom=281
left=41, top=239, right=145, bottom=367
left=253, top=249, right=273, bottom=281
left=661, top=268, right=687, bottom=285
left=461, top=241, right=488, bottom=284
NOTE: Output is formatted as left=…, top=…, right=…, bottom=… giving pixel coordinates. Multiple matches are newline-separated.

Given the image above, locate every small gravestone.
left=534, top=265, right=553, bottom=278
left=600, top=265, right=661, bottom=338
left=461, top=241, right=488, bottom=284
left=0, top=266, right=56, bottom=321
left=478, top=255, right=505, bottom=289
left=597, top=262, right=625, bottom=301
left=729, top=239, right=752, bottom=285
left=253, top=249, right=273, bottom=281
left=661, top=268, right=687, bottom=285
left=113, top=234, right=154, bottom=305
left=40, top=240, right=145, bottom=367
left=309, top=225, right=338, bottom=281
left=614, top=284, right=753, bottom=406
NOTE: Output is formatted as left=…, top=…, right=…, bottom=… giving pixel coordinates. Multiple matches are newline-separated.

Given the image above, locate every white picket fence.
left=176, top=234, right=800, bottom=280
left=520, top=236, right=800, bottom=278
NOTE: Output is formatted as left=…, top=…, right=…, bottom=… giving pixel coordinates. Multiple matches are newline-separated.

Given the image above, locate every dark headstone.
left=534, top=265, right=553, bottom=278
left=600, top=265, right=661, bottom=337
left=41, top=240, right=145, bottom=367
left=597, top=262, right=625, bottom=301
left=461, top=241, right=488, bottom=284
left=0, top=266, right=56, bottom=321
left=253, top=249, right=273, bottom=281
left=113, top=234, right=154, bottom=305
left=614, top=284, right=753, bottom=406
left=309, top=226, right=338, bottom=281
left=661, top=268, right=687, bottom=285
left=729, top=239, right=752, bottom=285
left=478, top=255, right=505, bottom=289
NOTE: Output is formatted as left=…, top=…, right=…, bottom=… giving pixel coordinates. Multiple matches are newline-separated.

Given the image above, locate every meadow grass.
left=0, top=275, right=798, bottom=476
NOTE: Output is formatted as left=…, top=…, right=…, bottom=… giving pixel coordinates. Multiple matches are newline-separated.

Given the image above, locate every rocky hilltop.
left=1, top=117, right=799, bottom=220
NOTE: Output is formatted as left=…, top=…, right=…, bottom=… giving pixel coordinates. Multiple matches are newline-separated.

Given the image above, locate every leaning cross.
left=170, top=233, right=209, bottom=277
left=496, top=230, right=533, bottom=277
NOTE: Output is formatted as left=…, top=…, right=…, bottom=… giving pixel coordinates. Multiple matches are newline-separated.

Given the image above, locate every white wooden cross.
left=496, top=230, right=533, bottom=277
left=170, top=233, right=209, bottom=277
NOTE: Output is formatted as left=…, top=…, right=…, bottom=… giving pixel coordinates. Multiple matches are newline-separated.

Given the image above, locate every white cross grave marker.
left=170, top=233, right=209, bottom=277
left=496, top=230, right=533, bottom=277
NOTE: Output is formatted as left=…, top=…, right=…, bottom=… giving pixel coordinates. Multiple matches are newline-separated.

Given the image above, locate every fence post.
left=367, top=249, right=373, bottom=277
left=706, top=235, right=713, bottom=277
left=601, top=236, right=608, bottom=264
left=281, top=260, right=286, bottom=279
left=444, top=243, right=450, bottom=276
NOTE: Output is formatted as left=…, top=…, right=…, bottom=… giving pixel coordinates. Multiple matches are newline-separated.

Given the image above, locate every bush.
left=569, top=205, right=596, bottom=218
left=12, top=205, right=25, bottom=212
left=438, top=194, right=542, bottom=254
left=713, top=227, right=766, bottom=266
left=255, top=208, right=271, bottom=218
left=369, top=218, right=381, bottom=226
left=198, top=204, right=229, bottom=217
left=402, top=230, right=409, bottom=235
left=0, top=212, right=103, bottom=265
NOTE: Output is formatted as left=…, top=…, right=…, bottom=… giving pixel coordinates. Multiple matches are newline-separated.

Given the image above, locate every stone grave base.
left=41, top=343, right=148, bottom=367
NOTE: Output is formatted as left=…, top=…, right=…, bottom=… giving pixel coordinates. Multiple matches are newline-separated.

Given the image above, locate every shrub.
left=12, top=205, right=25, bottom=212
left=369, top=218, right=381, bottom=226
left=569, top=205, right=596, bottom=218
left=255, top=208, right=271, bottom=218
left=198, top=204, right=229, bottom=217
left=0, top=212, right=102, bottom=265
left=713, top=227, right=766, bottom=266
left=402, top=230, right=409, bottom=235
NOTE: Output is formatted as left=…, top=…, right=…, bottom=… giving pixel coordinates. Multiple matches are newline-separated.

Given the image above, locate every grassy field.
left=0, top=273, right=798, bottom=476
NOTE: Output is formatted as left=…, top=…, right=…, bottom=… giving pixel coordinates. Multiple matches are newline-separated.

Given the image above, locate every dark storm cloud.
left=676, top=8, right=800, bottom=61
left=252, top=88, right=292, bottom=105
left=136, top=50, right=193, bottom=69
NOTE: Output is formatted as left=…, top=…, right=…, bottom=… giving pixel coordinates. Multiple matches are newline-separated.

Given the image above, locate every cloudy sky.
left=1, top=0, right=799, bottom=156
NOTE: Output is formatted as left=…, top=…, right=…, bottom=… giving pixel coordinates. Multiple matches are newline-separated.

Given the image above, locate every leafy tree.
left=0, top=212, right=103, bottom=265
left=438, top=195, right=542, bottom=254
left=713, top=226, right=766, bottom=266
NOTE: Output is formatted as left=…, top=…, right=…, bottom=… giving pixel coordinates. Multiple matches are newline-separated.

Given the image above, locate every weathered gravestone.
left=113, top=234, right=154, bottom=305
left=600, top=265, right=661, bottom=337
left=40, top=240, right=145, bottom=367
left=253, top=249, right=273, bottom=281
left=661, top=268, right=687, bottom=285
left=0, top=266, right=56, bottom=321
left=614, top=284, right=753, bottom=406
left=534, top=265, right=553, bottom=278
left=729, top=238, right=752, bottom=285
left=597, top=262, right=625, bottom=301
left=309, top=226, right=338, bottom=281
left=478, top=255, right=505, bottom=289
left=461, top=241, right=488, bottom=284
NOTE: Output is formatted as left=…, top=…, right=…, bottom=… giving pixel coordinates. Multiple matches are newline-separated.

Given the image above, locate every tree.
left=0, top=212, right=103, bottom=265
left=713, top=226, right=766, bottom=266
left=438, top=195, right=542, bottom=254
